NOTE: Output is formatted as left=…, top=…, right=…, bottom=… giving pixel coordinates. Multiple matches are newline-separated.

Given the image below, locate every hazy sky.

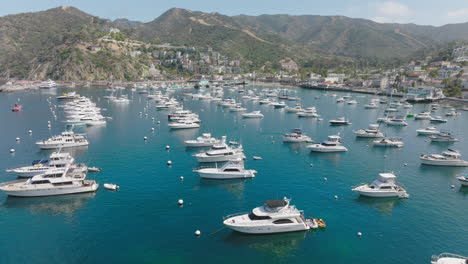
left=2, top=0, right=468, bottom=26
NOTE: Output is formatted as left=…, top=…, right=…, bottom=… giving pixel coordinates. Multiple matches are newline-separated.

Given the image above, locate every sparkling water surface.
left=0, top=86, right=467, bottom=263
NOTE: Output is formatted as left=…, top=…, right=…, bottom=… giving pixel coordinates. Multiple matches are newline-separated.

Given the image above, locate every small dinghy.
left=253, top=156, right=263, bottom=160
left=87, top=167, right=102, bottom=172
left=104, top=183, right=119, bottom=190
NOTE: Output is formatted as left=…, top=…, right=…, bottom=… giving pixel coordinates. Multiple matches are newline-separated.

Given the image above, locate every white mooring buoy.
left=180, top=176, right=184, bottom=181
left=143, top=136, right=148, bottom=140
left=16, top=137, right=20, bottom=141
left=166, top=145, right=170, bottom=150
left=151, top=128, right=155, bottom=131
left=167, top=160, right=172, bottom=166
left=357, top=232, right=362, bottom=237
left=9, top=148, right=15, bottom=153
left=28, top=130, right=32, bottom=134
left=334, top=195, right=339, bottom=200
left=195, top=230, right=201, bottom=236
left=178, top=199, right=184, bottom=206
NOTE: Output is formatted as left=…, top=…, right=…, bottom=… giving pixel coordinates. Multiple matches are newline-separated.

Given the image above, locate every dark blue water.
left=0, top=87, right=466, bottom=263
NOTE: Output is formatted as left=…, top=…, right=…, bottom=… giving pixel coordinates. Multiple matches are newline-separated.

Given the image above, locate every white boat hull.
left=1, top=182, right=99, bottom=197
left=224, top=219, right=309, bottom=234
left=195, top=153, right=245, bottom=163
left=353, top=190, right=407, bottom=198
left=197, top=170, right=256, bottom=179
left=36, top=142, right=89, bottom=149
left=420, top=158, right=468, bottom=166
left=308, top=145, right=348, bottom=152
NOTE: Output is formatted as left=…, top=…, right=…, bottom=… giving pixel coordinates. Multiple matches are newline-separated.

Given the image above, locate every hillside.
left=0, top=6, right=151, bottom=81
left=1, top=6, right=468, bottom=81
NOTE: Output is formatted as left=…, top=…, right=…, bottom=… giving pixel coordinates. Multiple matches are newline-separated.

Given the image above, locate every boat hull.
left=308, top=145, right=348, bottom=152
left=36, top=142, right=89, bottom=150
left=197, top=170, right=255, bottom=179
left=195, top=153, right=245, bottom=163
left=1, top=183, right=99, bottom=197
left=353, top=190, right=407, bottom=198
left=420, top=158, right=468, bottom=166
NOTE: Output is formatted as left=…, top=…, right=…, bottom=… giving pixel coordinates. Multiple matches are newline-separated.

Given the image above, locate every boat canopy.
left=378, top=173, right=396, bottom=181
left=265, top=200, right=287, bottom=208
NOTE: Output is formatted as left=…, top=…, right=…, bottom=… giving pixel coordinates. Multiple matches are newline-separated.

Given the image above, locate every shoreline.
left=2, top=80, right=467, bottom=105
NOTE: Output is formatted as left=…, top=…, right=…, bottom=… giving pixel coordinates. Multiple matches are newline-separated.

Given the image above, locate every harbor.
left=0, top=84, right=466, bottom=263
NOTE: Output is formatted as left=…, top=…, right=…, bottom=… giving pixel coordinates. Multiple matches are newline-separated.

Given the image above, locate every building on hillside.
left=453, top=45, right=468, bottom=62
left=438, top=66, right=461, bottom=79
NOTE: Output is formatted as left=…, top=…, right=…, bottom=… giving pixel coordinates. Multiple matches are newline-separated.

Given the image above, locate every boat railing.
left=431, top=253, right=467, bottom=262
left=222, top=212, right=249, bottom=220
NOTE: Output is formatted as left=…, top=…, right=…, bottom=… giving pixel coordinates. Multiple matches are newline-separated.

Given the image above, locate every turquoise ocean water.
left=0, top=86, right=466, bottom=263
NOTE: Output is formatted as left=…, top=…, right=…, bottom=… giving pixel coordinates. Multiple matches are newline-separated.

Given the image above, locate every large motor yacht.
left=36, top=131, right=89, bottom=149
left=352, top=172, right=409, bottom=198
left=194, top=136, right=245, bottom=162
left=307, top=135, right=348, bottom=152
left=353, top=124, right=384, bottom=138
left=282, top=128, right=313, bottom=143
left=420, top=149, right=468, bottom=166
left=223, top=198, right=313, bottom=234
left=194, top=160, right=256, bottom=179
left=431, top=253, right=467, bottom=264
left=372, top=137, right=404, bottom=148
left=168, top=120, right=200, bottom=129
left=6, top=152, right=78, bottom=177
left=184, top=133, right=220, bottom=147
left=0, top=164, right=98, bottom=197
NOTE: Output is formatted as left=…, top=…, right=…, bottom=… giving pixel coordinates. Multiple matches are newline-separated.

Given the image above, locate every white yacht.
left=36, top=131, right=89, bottom=149
left=415, top=111, right=432, bottom=120
left=352, top=173, right=409, bottom=198
left=430, top=131, right=459, bottom=142
left=364, top=102, right=379, bottom=109
left=223, top=198, right=313, bottom=234
left=282, top=128, right=313, bottom=143
left=417, top=127, right=440, bottom=135
left=194, top=137, right=245, bottom=163
left=6, top=152, right=77, bottom=178
left=110, top=96, right=130, bottom=104
left=347, top=99, right=358, bottom=105
left=353, top=124, right=384, bottom=138
left=39, top=79, right=57, bottom=89
left=285, top=105, right=303, bottom=113
left=184, top=133, right=220, bottom=147
left=307, top=135, right=348, bottom=152
left=430, top=116, right=448, bottom=123
left=56, top=92, right=80, bottom=100
left=457, top=176, right=468, bottom=187
left=194, top=160, right=256, bottom=179
left=372, top=137, right=404, bottom=148
left=0, top=164, right=98, bottom=197
left=258, top=99, right=271, bottom=105
left=242, top=111, right=264, bottom=118
left=329, top=117, right=351, bottom=125
left=168, top=120, right=200, bottom=129
left=297, top=107, right=319, bottom=117
left=445, top=109, right=460, bottom=116
left=420, top=149, right=468, bottom=166
left=271, top=101, right=286, bottom=108
left=431, top=253, right=467, bottom=264
left=229, top=104, right=247, bottom=112
left=336, top=97, right=346, bottom=103
left=385, top=116, right=408, bottom=126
